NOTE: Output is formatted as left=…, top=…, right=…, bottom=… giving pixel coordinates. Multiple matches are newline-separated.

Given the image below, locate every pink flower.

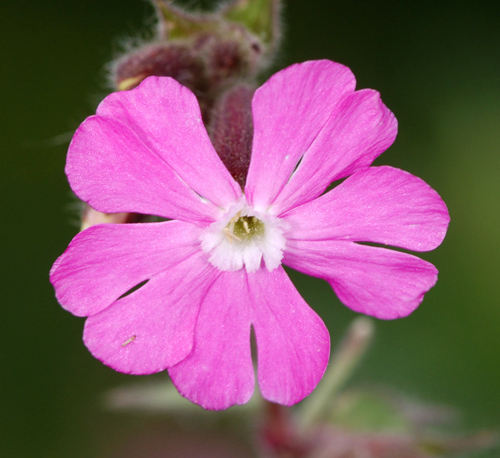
left=50, top=60, right=449, bottom=410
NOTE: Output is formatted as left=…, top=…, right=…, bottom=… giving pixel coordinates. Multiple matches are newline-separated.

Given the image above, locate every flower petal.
left=273, top=90, right=397, bottom=213
left=284, top=240, right=438, bottom=319
left=50, top=221, right=203, bottom=317
left=83, top=254, right=218, bottom=374
left=67, top=76, right=241, bottom=223
left=168, top=267, right=330, bottom=409
left=283, top=166, right=449, bottom=252
left=249, top=267, right=330, bottom=406
left=245, top=60, right=356, bottom=211
left=168, top=270, right=255, bottom=410
left=67, top=118, right=214, bottom=224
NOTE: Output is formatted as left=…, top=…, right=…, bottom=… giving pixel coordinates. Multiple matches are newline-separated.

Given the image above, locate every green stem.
left=298, top=317, right=374, bottom=431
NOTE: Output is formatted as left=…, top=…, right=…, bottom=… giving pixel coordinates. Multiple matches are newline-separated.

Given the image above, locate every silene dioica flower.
left=50, top=60, right=449, bottom=410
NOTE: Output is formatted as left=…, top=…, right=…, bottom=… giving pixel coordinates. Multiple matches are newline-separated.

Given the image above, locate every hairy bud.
left=110, top=0, right=281, bottom=120
left=209, top=84, right=254, bottom=188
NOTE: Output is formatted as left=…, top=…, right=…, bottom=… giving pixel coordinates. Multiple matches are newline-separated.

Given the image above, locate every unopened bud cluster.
left=110, top=0, right=280, bottom=124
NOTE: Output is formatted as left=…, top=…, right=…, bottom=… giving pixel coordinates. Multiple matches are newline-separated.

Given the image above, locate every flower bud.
left=208, top=83, right=254, bottom=188
left=113, top=44, right=207, bottom=92
left=110, top=0, right=282, bottom=118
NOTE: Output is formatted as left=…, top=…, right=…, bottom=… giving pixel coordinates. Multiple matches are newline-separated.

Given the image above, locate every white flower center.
left=201, top=200, right=286, bottom=273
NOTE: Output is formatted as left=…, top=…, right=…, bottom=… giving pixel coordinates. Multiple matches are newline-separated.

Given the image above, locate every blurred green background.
left=2, top=0, right=499, bottom=456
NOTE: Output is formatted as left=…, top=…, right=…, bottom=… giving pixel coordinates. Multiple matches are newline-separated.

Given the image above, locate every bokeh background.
left=2, top=0, right=499, bottom=456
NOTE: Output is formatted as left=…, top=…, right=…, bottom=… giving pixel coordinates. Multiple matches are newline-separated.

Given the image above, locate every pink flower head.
left=50, top=60, right=449, bottom=410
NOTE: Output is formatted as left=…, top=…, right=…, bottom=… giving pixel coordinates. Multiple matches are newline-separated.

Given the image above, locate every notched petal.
left=284, top=240, right=439, bottom=320
left=50, top=221, right=203, bottom=317
left=246, top=60, right=357, bottom=210
left=283, top=166, right=450, bottom=252
left=169, top=271, right=255, bottom=410
left=83, top=254, right=218, bottom=375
